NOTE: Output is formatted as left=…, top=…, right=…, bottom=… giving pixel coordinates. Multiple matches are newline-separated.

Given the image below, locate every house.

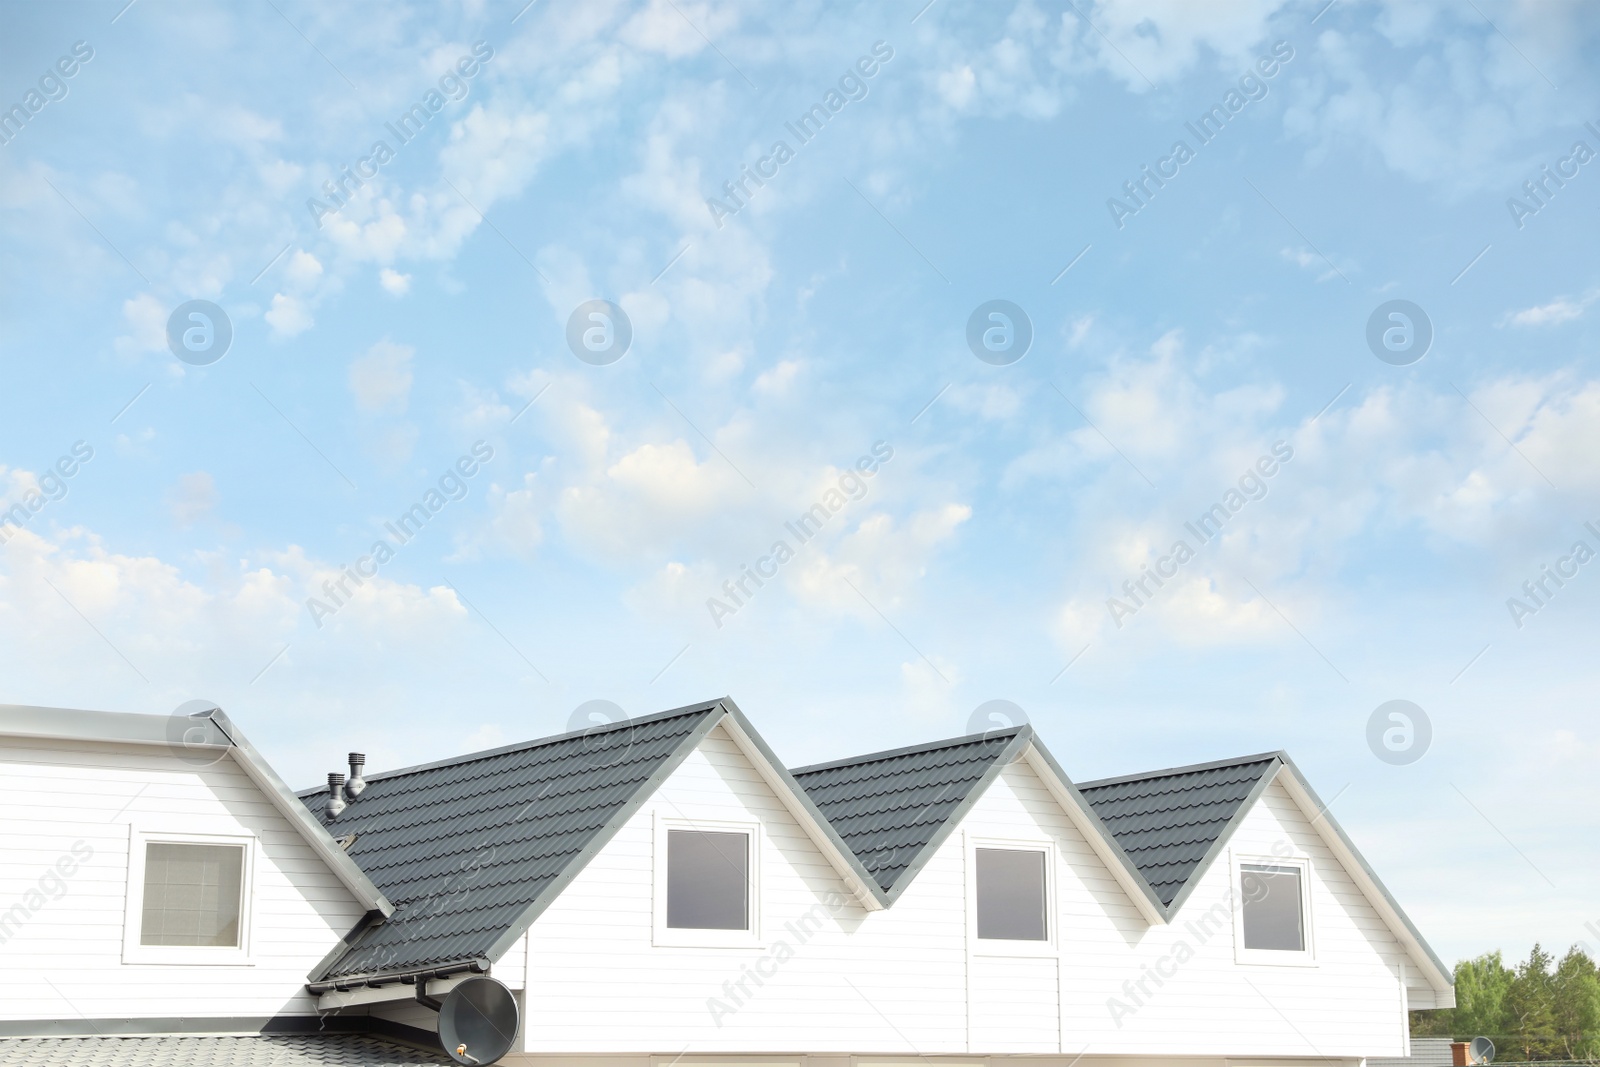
left=0, top=696, right=1454, bottom=1066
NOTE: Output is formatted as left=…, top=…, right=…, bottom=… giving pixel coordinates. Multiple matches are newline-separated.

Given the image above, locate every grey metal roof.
left=1076, top=752, right=1282, bottom=908
left=790, top=728, right=1028, bottom=895
left=0, top=1033, right=450, bottom=1066
left=300, top=701, right=723, bottom=984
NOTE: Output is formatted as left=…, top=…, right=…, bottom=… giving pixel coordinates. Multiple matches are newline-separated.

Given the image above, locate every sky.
left=1, top=0, right=1597, bottom=970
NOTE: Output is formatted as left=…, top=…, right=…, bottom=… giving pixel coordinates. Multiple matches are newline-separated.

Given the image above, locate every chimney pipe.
left=346, top=753, right=367, bottom=799
left=326, top=773, right=347, bottom=819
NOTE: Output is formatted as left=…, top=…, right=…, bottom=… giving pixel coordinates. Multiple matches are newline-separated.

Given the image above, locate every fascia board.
left=0, top=703, right=230, bottom=749
left=1156, top=755, right=1285, bottom=922
left=718, top=698, right=889, bottom=911
left=202, top=708, right=393, bottom=918
left=879, top=727, right=1035, bottom=906
left=1273, top=754, right=1455, bottom=995
left=1021, top=739, right=1169, bottom=926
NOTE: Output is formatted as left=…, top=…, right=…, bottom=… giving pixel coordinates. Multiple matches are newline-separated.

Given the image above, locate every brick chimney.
left=1451, top=1042, right=1470, bottom=1067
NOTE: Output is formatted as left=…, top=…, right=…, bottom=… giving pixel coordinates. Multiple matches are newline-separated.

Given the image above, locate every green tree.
left=1409, top=944, right=1600, bottom=1060
left=1506, top=943, right=1558, bottom=1059
left=1456, top=950, right=1516, bottom=1040
left=1551, top=946, right=1600, bottom=1060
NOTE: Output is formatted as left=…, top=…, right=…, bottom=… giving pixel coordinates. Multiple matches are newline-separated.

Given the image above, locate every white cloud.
left=1502, top=291, right=1597, bottom=327
left=283, top=250, right=324, bottom=289
left=115, top=293, right=168, bottom=357
left=1075, top=0, right=1288, bottom=88
left=937, top=65, right=977, bottom=110
left=753, top=359, right=802, bottom=396
left=788, top=503, right=973, bottom=615
left=626, top=557, right=721, bottom=619
left=379, top=268, right=412, bottom=296
left=323, top=199, right=410, bottom=264
left=1037, top=338, right=1600, bottom=658
left=484, top=471, right=548, bottom=559
left=264, top=293, right=313, bottom=337
left=442, top=104, right=554, bottom=211
left=558, top=437, right=745, bottom=559
left=619, top=0, right=732, bottom=58
left=1281, top=13, right=1573, bottom=191
left=348, top=340, right=415, bottom=414
left=0, top=524, right=469, bottom=704
left=1469, top=376, right=1600, bottom=495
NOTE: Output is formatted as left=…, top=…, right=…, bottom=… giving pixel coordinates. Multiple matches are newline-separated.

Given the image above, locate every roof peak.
left=1076, top=750, right=1283, bottom=792
left=789, top=725, right=1028, bottom=777
left=296, top=698, right=728, bottom=796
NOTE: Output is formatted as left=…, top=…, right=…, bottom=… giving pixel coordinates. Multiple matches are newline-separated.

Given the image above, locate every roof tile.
left=791, top=731, right=1022, bottom=892
left=1077, top=755, right=1279, bottom=906
left=0, top=1034, right=451, bottom=1066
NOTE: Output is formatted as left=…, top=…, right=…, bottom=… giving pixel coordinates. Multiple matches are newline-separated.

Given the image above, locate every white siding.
left=522, top=728, right=1420, bottom=1058
left=0, top=736, right=365, bottom=1022
left=1055, top=776, right=1413, bottom=1057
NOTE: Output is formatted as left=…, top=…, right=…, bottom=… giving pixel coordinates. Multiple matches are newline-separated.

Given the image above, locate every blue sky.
left=2, top=0, right=1597, bottom=968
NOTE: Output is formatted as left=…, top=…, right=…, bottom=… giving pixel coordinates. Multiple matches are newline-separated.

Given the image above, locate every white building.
left=0, top=697, right=1454, bottom=1066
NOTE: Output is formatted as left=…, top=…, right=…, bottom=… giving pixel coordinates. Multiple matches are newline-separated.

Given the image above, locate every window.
left=666, top=829, right=748, bottom=930
left=141, top=843, right=245, bottom=947
left=123, top=829, right=254, bottom=965
left=1232, top=856, right=1315, bottom=965
left=975, top=847, right=1047, bottom=941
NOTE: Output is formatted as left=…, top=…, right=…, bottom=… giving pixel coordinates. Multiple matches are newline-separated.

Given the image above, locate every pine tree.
left=1551, top=946, right=1600, bottom=1060
left=1506, top=944, right=1557, bottom=1059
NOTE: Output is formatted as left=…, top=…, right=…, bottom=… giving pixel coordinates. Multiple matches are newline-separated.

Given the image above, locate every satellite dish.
left=1468, top=1037, right=1495, bottom=1065
left=437, top=976, right=520, bottom=1066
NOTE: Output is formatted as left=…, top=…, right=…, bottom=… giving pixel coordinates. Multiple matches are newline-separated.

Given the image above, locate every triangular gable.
left=791, top=727, right=1168, bottom=924
left=292, top=697, right=1449, bottom=1001
left=1077, top=752, right=1281, bottom=915
left=713, top=701, right=891, bottom=911
left=790, top=728, right=1027, bottom=898
left=301, top=697, right=887, bottom=990
left=302, top=701, right=723, bottom=987
left=0, top=702, right=392, bottom=922
left=1080, top=749, right=1453, bottom=998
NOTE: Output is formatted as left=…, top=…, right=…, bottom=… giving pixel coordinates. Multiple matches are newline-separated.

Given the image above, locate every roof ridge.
left=295, top=699, right=725, bottom=795
left=1076, top=750, right=1282, bottom=791
left=789, top=727, right=1023, bottom=776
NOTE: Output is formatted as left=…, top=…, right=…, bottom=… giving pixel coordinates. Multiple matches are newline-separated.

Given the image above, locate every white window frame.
left=1230, top=850, right=1316, bottom=967
left=966, top=834, right=1057, bottom=957
left=123, top=826, right=256, bottom=966
left=652, top=813, right=761, bottom=948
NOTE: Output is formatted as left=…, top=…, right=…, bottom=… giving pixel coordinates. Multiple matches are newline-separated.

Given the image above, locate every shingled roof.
left=300, top=701, right=724, bottom=985
left=1077, top=752, right=1282, bottom=914
left=293, top=703, right=1329, bottom=985
left=0, top=1034, right=451, bottom=1066
left=791, top=728, right=1030, bottom=897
